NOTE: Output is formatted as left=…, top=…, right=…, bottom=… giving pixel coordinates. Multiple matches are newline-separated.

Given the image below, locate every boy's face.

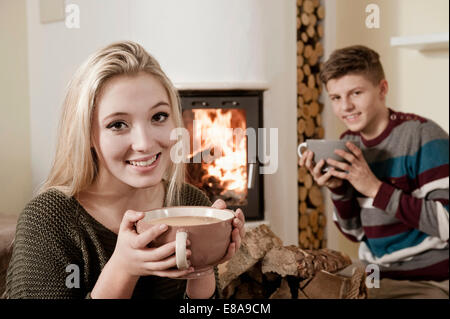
left=326, top=74, right=388, bottom=139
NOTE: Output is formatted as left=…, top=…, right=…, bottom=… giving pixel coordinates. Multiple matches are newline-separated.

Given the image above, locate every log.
left=299, top=200, right=307, bottom=215
left=309, top=101, right=319, bottom=117
left=315, top=73, right=322, bottom=89
left=309, top=52, right=319, bottom=66
left=307, top=74, right=315, bottom=89
left=218, top=224, right=283, bottom=290
left=297, top=54, right=304, bottom=68
left=302, top=0, right=314, bottom=14
left=311, top=88, right=319, bottom=101
left=301, top=32, right=308, bottom=43
left=306, top=25, right=315, bottom=38
left=297, top=41, right=304, bottom=55
left=318, top=213, right=326, bottom=227
left=306, top=226, right=313, bottom=245
left=317, top=23, right=324, bottom=38
left=299, top=186, right=308, bottom=202
left=297, top=118, right=306, bottom=134
left=297, top=16, right=301, bottom=29
left=301, top=12, right=310, bottom=26
left=304, top=45, right=313, bottom=59
left=301, top=104, right=311, bottom=118
left=299, top=214, right=309, bottom=229
left=298, top=96, right=304, bottom=108
left=303, top=63, right=311, bottom=76
left=308, top=209, right=319, bottom=232
left=315, top=42, right=324, bottom=57
left=298, top=82, right=308, bottom=96
left=308, top=185, right=323, bottom=207
left=315, top=113, right=322, bottom=126
left=298, top=166, right=308, bottom=182
left=262, top=245, right=352, bottom=279
left=303, top=88, right=313, bottom=103
left=297, top=67, right=304, bottom=83
left=317, top=5, right=325, bottom=20
left=309, top=13, right=317, bottom=27
left=313, top=238, right=320, bottom=249
left=315, top=126, right=325, bottom=139
left=299, top=231, right=309, bottom=248
left=317, top=228, right=324, bottom=241
left=317, top=204, right=325, bottom=214
left=303, top=172, right=313, bottom=189
left=304, top=117, right=315, bottom=137
left=312, top=0, right=320, bottom=8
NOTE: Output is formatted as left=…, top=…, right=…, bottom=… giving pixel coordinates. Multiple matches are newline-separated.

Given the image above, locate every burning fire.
left=186, top=108, right=248, bottom=199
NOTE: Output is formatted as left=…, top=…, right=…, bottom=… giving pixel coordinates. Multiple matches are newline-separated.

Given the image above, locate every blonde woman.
left=5, top=41, right=245, bottom=299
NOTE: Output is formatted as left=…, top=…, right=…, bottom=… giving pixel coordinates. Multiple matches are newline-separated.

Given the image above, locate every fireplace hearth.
left=179, top=90, right=264, bottom=221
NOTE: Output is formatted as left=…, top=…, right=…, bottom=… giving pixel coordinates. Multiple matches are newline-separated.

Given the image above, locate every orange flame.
left=192, top=109, right=247, bottom=195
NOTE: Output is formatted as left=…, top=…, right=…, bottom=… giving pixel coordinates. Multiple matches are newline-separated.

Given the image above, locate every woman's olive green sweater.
left=5, top=183, right=218, bottom=299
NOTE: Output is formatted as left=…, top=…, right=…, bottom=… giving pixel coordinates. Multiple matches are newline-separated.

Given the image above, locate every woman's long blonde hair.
left=38, top=41, right=185, bottom=206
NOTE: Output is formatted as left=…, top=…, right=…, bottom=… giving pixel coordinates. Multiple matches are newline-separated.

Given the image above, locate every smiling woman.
left=4, top=41, right=246, bottom=299
left=39, top=42, right=185, bottom=206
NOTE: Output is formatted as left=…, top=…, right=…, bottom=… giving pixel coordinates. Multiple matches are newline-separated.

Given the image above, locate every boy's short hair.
left=320, top=45, right=385, bottom=86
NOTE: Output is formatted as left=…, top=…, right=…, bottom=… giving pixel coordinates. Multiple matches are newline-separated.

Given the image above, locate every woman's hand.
left=212, top=199, right=246, bottom=264
left=185, top=199, right=246, bottom=299
left=299, top=149, right=344, bottom=189
left=109, top=210, right=194, bottom=279
left=327, top=142, right=382, bottom=198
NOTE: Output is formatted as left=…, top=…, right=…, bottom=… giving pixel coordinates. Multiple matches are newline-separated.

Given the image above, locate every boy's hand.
left=327, top=142, right=382, bottom=198
left=299, top=149, right=343, bottom=189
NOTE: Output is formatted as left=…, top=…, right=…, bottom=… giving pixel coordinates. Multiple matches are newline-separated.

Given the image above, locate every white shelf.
left=390, top=32, right=449, bottom=51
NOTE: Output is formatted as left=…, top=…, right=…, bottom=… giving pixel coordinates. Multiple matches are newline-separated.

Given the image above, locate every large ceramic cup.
left=135, top=206, right=235, bottom=278
left=298, top=139, right=360, bottom=172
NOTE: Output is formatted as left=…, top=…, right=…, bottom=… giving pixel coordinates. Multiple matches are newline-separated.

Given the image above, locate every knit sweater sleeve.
left=329, top=182, right=365, bottom=243
left=5, top=190, right=84, bottom=299
left=372, top=121, right=449, bottom=240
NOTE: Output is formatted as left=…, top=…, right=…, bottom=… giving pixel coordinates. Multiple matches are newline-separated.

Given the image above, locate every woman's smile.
left=125, top=152, right=162, bottom=172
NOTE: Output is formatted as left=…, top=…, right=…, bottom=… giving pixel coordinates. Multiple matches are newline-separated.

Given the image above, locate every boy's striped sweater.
left=331, top=108, right=449, bottom=281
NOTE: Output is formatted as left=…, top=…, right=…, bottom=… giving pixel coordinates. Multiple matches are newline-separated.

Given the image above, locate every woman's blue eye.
left=152, top=112, right=169, bottom=123
left=107, top=121, right=127, bottom=131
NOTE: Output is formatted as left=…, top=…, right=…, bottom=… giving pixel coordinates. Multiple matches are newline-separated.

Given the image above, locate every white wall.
left=0, top=0, right=31, bottom=216
left=26, top=0, right=298, bottom=244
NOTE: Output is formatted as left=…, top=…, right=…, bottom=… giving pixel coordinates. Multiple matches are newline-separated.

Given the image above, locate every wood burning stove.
left=179, top=90, right=264, bottom=221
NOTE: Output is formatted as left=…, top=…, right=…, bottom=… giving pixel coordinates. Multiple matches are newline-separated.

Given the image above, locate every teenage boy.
left=299, top=45, right=449, bottom=299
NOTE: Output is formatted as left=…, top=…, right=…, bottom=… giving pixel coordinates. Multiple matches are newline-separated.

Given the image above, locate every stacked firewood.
left=218, top=225, right=367, bottom=299
left=296, top=0, right=327, bottom=249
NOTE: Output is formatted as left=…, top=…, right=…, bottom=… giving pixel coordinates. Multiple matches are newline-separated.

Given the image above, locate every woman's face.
left=91, top=72, right=176, bottom=190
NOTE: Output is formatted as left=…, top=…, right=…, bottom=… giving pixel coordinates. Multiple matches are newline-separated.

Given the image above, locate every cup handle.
left=175, top=230, right=189, bottom=270
left=297, top=142, right=308, bottom=158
